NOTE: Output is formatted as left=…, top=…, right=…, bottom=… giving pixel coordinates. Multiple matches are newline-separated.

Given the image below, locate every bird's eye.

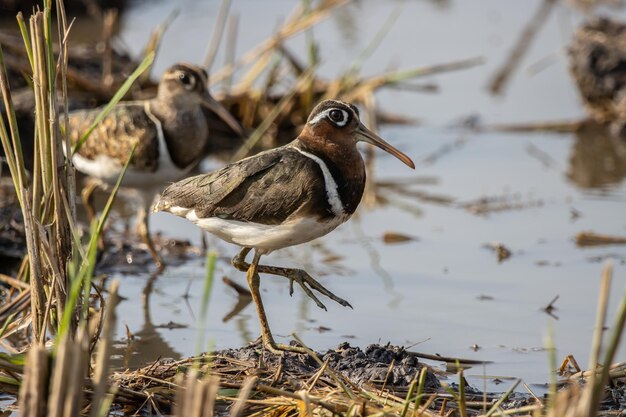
left=329, top=109, right=344, bottom=123
left=178, top=72, right=195, bottom=89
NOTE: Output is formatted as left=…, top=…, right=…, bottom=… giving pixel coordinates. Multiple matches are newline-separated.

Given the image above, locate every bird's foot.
left=274, top=267, right=352, bottom=311
left=268, top=342, right=307, bottom=355
left=231, top=248, right=352, bottom=311
left=251, top=335, right=307, bottom=355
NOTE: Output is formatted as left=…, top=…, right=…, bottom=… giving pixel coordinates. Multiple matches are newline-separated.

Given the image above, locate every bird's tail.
left=152, top=198, right=170, bottom=213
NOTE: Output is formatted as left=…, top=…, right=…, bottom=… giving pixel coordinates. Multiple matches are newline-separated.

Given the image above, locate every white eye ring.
left=309, top=108, right=349, bottom=127
left=178, top=71, right=196, bottom=89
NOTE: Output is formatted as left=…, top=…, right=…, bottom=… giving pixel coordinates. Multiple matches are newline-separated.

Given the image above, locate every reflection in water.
left=221, top=290, right=252, bottom=323
left=218, top=276, right=256, bottom=345
left=234, top=316, right=254, bottom=344
left=427, top=0, right=453, bottom=11
left=567, top=122, right=626, bottom=189
left=110, top=272, right=182, bottom=370
left=351, top=217, right=403, bottom=308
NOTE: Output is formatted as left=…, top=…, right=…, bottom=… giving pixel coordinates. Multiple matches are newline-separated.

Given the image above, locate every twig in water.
left=543, top=295, right=559, bottom=320
left=487, top=0, right=557, bottom=95
left=576, top=232, right=626, bottom=247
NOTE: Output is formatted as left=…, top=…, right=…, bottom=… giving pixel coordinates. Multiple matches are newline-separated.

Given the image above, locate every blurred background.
left=3, top=0, right=626, bottom=391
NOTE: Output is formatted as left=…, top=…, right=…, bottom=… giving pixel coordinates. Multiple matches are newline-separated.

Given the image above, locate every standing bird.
left=67, top=62, right=242, bottom=270
left=154, top=99, right=414, bottom=353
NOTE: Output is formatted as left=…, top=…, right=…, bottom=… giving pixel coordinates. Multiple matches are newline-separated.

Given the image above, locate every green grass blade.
left=400, top=375, right=417, bottom=417
left=72, top=52, right=154, bottom=153
left=16, top=13, right=34, bottom=69
left=414, top=366, right=427, bottom=412
left=592, top=283, right=626, bottom=415
left=0, top=313, right=17, bottom=339
left=0, top=44, right=28, bottom=205
left=57, top=143, right=136, bottom=341
left=195, top=251, right=217, bottom=358
left=458, top=364, right=467, bottom=417
left=485, top=379, right=521, bottom=417
left=0, top=374, right=20, bottom=386
left=0, top=352, right=25, bottom=366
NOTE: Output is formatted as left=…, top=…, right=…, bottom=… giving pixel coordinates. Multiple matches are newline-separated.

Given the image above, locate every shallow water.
left=101, top=0, right=626, bottom=392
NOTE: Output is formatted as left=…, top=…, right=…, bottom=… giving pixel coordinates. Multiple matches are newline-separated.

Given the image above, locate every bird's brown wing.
left=68, top=103, right=160, bottom=172
left=157, top=146, right=332, bottom=225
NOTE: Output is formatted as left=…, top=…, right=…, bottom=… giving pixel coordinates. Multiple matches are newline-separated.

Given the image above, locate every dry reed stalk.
left=32, top=7, right=75, bottom=340
left=210, top=0, right=348, bottom=86
left=89, top=279, right=120, bottom=417
left=138, top=8, right=180, bottom=85
left=576, top=231, right=626, bottom=247
left=0, top=273, right=29, bottom=289
left=487, top=0, right=557, bottom=95
left=338, top=57, right=485, bottom=103
left=101, top=9, right=118, bottom=88
left=17, top=326, right=89, bottom=417
left=221, top=13, right=239, bottom=92
left=481, top=119, right=586, bottom=133
left=17, top=344, right=48, bottom=417
left=229, top=376, right=258, bottom=417
left=0, top=5, right=79, bottom=343
left=54, top=329, right=89, bottom=417
left=231, top=69, right=316, bottom=161
left=203, top=0, right=231, bottom=70
left=174, top=370, right=220, bottom=417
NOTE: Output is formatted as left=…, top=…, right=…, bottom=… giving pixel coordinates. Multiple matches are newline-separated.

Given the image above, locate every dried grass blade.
left=291, top=333, right=355, bottom=400
left=0, top=44, right=27, bottom=205
left=487, top=0, right=557, bottom=95
left=229, top=376, right=258, bottom=417
left=211, top=0, right=348, bottom=85
left=483, top=379, right=521, bottom=417
left=347, top=6, right=402, bottom=76
left=90, top=280, right=120, bottom=417
left=203, top=0, right=231, bottom=70
left=231, top=69, right=315, bottom=161
left=589, top=262, right=626, bottom=416
left=18, top=344, right=48, bottom=417
left=221, top=13, right=239, bottom=92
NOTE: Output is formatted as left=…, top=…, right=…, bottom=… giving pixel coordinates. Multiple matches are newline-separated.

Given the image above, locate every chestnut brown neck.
left=294, top=126, right=366, bottom=215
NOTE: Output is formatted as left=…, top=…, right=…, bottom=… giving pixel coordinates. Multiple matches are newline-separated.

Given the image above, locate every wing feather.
left=68, top=103, right=160, bottom=172
left=156, top=146, right=333, bottom=225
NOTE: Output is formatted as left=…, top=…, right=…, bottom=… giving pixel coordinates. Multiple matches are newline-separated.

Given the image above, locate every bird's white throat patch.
left=293, top=148, right=345, bottom=216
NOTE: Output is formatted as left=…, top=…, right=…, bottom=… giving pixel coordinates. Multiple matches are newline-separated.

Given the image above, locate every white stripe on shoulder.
left=293, top=147, right=344, bottom=216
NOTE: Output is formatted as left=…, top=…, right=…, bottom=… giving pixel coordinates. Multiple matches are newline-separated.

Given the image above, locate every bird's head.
left=159, top=63, right=243, bottom=136
left=301, top=99, right=415, bottom=169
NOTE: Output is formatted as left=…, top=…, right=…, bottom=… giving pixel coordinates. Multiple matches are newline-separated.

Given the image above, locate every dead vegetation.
left=1, top=0, right=626, bottom=416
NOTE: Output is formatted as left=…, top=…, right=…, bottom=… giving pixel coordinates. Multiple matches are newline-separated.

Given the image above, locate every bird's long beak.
left=202, top=94, right=244, bottom=137
left=356, top=123, right=415, bottom=169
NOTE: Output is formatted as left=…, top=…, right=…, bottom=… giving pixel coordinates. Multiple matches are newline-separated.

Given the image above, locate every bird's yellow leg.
left=232, top=247, right=252, bottom=270
left=81, top=178, right=106, bottom=250
left=136, top=202, right=164, bottom=273
left=245, top=251, right=306, bottom=354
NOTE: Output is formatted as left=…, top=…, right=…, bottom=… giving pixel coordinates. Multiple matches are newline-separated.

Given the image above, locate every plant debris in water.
left=2, top=1, right=626, bottom=416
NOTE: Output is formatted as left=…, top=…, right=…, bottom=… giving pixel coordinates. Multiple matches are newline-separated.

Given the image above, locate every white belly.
left=172, top=206, right=350, bottom=253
